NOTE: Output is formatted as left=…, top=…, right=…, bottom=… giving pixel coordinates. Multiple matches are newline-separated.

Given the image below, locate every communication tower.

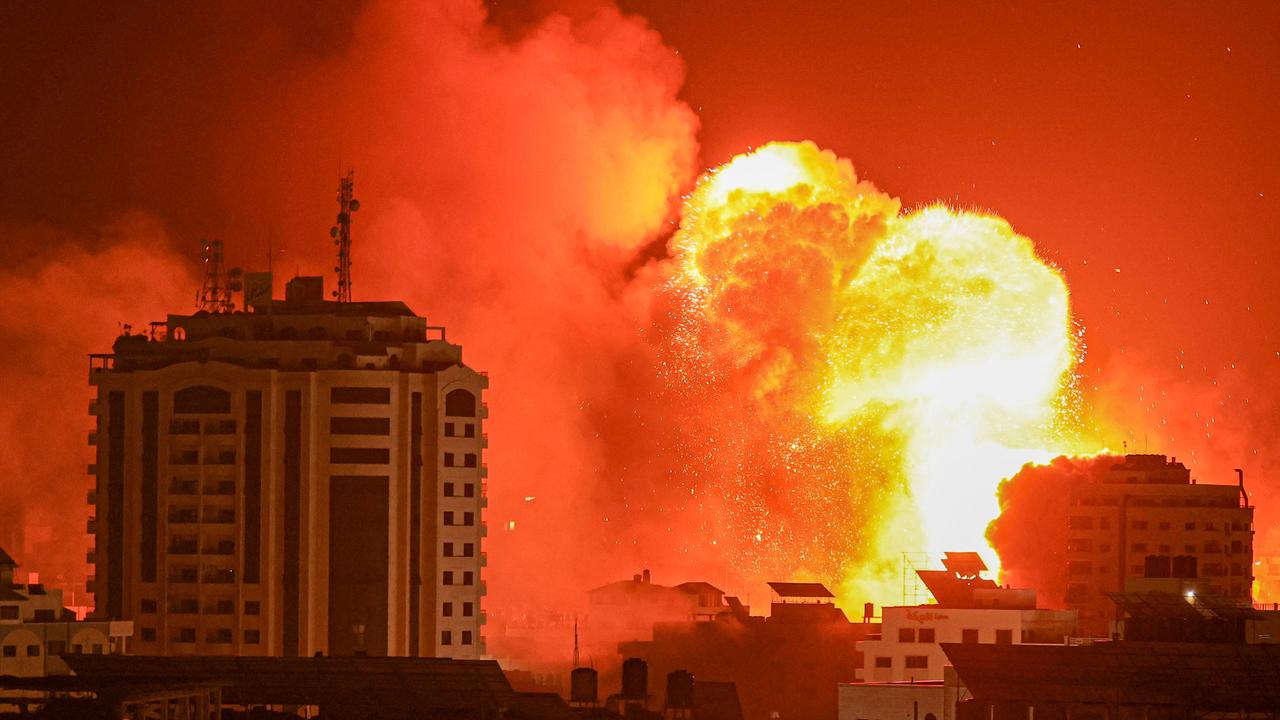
left=331, top=170, right=360, bottom=302
left=196, top=239, right=242, bottom=313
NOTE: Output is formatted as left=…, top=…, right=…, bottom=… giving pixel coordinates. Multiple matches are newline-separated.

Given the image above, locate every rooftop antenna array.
left=331, top=170, right=360, bottom=302
left=196, top=239, right=242, bottom=313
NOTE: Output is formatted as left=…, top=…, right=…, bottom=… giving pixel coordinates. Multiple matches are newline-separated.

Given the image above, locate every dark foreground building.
left=620, top=583, right=879, bottom=720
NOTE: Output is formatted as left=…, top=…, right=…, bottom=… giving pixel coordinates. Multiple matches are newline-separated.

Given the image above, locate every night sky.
left=2, top=1, right=1276, bottom=603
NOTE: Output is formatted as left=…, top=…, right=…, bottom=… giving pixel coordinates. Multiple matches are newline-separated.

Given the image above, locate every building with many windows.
left=89, top=274, right=487, bottom=658
left=1063, top=454, right=1253, bottom=636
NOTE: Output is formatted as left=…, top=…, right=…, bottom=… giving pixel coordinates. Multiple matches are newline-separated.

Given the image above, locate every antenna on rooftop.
left=196, top=239, right=243, bottom=313
left=331, top=170, right=360, bottom=302
left=573, top=616, right=580, bottom=667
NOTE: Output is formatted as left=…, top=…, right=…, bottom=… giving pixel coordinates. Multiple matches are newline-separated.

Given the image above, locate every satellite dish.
left=349, top=199, right=360, bottom=212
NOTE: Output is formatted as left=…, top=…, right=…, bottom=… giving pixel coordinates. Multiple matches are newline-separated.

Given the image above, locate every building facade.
left=89, top=276, right=487, bottom=658
left=857, top=553, right=1076, bottom=684
left=1063, top=455, right=1253, bottom=635
left=0, top=548, right=132, bottom=677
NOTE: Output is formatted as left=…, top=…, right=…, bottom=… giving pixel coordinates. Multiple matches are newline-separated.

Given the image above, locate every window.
left=444, top=422, right=456, bottom=437
left=443, top=571, right=455, bottom=585
left=445, top=389, right=477, bottom=417
left=1185, top=522, right=1197, bottom=530
left=1068, top=516, right=1093, bottom=530
left=330, top=417, right=391, bottom=435
left=244, top=630, right=261, bottom=644
left=464, top=453, right=477, bottom=468
left=995, top=629, right=1013, bottom=645
left=918, top=628, right=936, bottom=643
left=444, top=511, right=455, bottom=526
left=444, top=452, right=456, bottom=467
left=463, top=512, right=475, bottom=526
left=463, top=571, right=474, bottom=586
left=463, top=602, right=474, bottom=617
left=443, top=602, right=454, bottom=617
left=962, top=629, right=979, bottom=643
left=444, top=482, right=456, bottom=497
left=441, top=631, right=453, bottom=646
left=1205, top=522, right=1218, bottom=531
left=215, top=599, right=235, bottom=614
left=212, top=628, right=232, bottom=644
left=464, top=483, right=476, bottom=498
left=898, top=627, right=916, bottom=642
left=1159, top=522, right=1171, bottom=530
left=1067, top=561, right=1092, bottom=576
left=1131, top=520, right=1148, bottom=530
left=874, top=656, right=892, bottom=668
left=141, top=628, right=157, bottom=642
left=1067, top=538, right=1093, bottom=552
left=1131, top=543, right=1147, bottom=552
left=444, top=542, right=455, bottom=557
left=462, top=631, right=473, bottom=645
left=1, top=606, right=19, bottom=620
left=47, top=641, right=66, bottom=656
left=177, top=628, right=196, bottom=643
left=245, top=601, right=261, bottom=616
left=2, top=646, right=15, bottom=658
left=464, top=424, right=476, bottom=438
left=140, top=599, right=157, bottom=614
left=905, top=656, right=928, bottom=669
left=174, top=386, right=231, bottom=414
left=331, top=387, right=391, bottom=404
left=330, top=447, right=390, bottom=464
left=463, top=543, right=475, bottom=557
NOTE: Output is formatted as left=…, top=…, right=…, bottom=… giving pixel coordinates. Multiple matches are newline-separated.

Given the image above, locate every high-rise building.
left=88, top=274, right=488, bottom=658
left=1063, top=454, right=1253, bottom=635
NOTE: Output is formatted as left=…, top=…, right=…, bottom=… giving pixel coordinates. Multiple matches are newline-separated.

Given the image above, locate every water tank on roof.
left=570, top=667, right=598, bottom=704
left=665, top=670, right=693, bottom=709
left=621, top=658, right=647, bottom=700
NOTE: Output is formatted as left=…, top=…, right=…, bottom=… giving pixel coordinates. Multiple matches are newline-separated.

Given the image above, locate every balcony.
left=203, top=509, right=235, bottom=525
left=86, top=489, right=96, bottom=505
left=479, top=610, right=488, bottom=625
left=168, top=568, right=198, bottom=584
left=205, top=450, right=237, bottom=465
left=480, top=433, right=488, bottom=449
left=480, top=463, right=488, bottom=479
left=168, top=509, right=198, bottom=524
left=167, top=540, right=198, bottom=555
left=169, top=420, right=200, bottom=435
left=169, top=480, right=199, bottom=495
left=203, top=541, right=236, bottom=556
left=85, top=576, right=96, bottom=593
left=86, top=517, right=96, bottom=534
left=479, top=521, right=488, bottom=538
left=203, top=569, right=235, bottom=584
left=203, top=480, right=235, bottom=496
left=86, top=549, right=96, bottom=564
left=205, top=420, right=237, bottom=435
left=170, top=451, right=199, bottom=466
left=479, top=552, right=487, bottom=567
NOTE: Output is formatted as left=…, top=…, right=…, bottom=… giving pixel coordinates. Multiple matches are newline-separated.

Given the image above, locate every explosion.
left=662, top=141, right=1095, bottom=605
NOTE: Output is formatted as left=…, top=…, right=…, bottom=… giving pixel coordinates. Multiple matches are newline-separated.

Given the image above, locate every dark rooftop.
left=767, top=582, right=834, bottom=599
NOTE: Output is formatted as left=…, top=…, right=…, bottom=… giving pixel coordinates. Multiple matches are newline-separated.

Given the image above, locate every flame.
left=666, top=141, right=1095, bottom=606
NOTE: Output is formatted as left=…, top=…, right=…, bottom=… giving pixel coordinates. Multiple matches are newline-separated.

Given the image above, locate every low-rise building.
left=0, top=548, right=131, bottom=678
left=856, top=553, right=1075, bottom=684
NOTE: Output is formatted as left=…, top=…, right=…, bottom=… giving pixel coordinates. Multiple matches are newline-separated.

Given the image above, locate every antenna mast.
left=331, top=170, right=360, bottom=302
left=196, top=239, right=241, bottom=313
left=573, top=616, right=580, bottom=667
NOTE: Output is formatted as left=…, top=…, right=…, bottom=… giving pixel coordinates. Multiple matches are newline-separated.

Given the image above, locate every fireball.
left=664, top=141, right=1093, bottom=606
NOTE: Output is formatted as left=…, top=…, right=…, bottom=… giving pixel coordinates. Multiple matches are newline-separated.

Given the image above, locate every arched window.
left=174, top=386, right=231, bottom=414
left=444, top=389, right=476, bottom=417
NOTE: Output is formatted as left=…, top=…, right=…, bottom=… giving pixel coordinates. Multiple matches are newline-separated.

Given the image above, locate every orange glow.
left=667, top=141, right=1099, bottom=606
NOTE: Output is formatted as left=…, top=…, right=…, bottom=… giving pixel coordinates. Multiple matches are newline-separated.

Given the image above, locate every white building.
left=856, top=553, right=1075, bottom=683
left=839, top=668, right=967, bottom=720
left=0, top=548, right=132, bottom=678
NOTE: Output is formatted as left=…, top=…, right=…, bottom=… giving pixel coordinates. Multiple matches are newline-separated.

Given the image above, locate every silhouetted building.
left=89, top=275, right=488, bottom=658
left=857, top=553, right=1075, bottom=683
left=942, top=589, right=1280, bottom=719
left=619, top=582, right=878, bottom=720
left=0, top=548, right=132, bottom=678
left=583, top=571, right=730, bottom=665
left=1063, top=455, right=1253, bottom=635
